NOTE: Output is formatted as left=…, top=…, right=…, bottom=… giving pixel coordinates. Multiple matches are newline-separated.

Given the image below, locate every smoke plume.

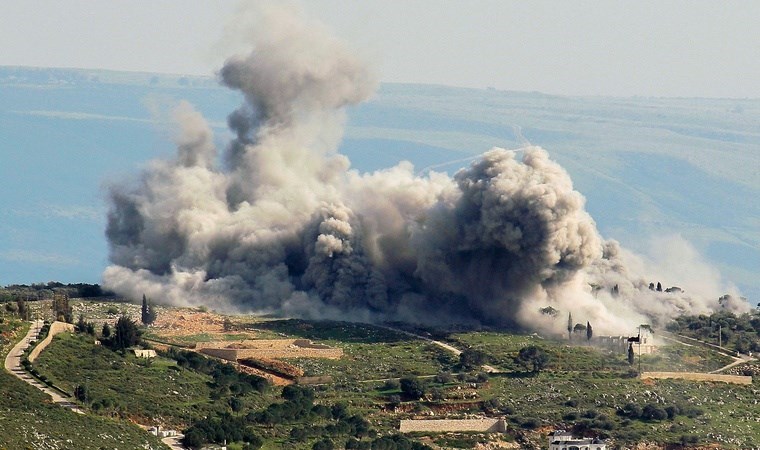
left=104, top=3, right=744, bottom=334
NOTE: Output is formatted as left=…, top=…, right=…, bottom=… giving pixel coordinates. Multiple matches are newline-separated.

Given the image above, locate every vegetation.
left=667, top=309, right=760, bottom=354
left=516, top=345, right=550, bottom=373
left=0, top=320, right=166, bottom=449
left=13, top=299, right=760, bottom=448
left=141, top=294, right=157, bottom=325
left=33, top=333, right=215, bottom=425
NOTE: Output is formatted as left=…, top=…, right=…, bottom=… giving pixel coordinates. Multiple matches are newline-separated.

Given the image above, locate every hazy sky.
left=2, top=0, right=760, bottom=98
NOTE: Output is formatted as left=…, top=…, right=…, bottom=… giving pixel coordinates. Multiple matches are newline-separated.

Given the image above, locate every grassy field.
left=32, top=332, right=278, bottom=428
left=0, top=319, right=167, bottom=450
left=15, top=300, right=760, bottom=449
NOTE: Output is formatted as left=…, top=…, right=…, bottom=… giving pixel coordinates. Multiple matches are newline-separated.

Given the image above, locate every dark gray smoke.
left=104, top=3, right=743, bottom=333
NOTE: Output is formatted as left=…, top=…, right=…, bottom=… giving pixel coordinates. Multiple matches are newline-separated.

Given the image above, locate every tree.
left=539, top=306, right=559, bottom=317
left=16, top=299, right=28, bottom=320
left=76, top=314, right=87, bottom=333
left=627, top=343, right=635, bottom=365
left=656, top=282, right=662, bottom=292
left=459, top=348, right=487, bottom=370
left=101, top=322, right=111, bottom=338
left=112, top=315, right=140, bottom=351
left=400, top=376, right=427, bottom=400
left=586, top=321, right=593, bottom=341
left=74, top=384, right=88, bottom=403
left=141, top=294, right=157, bottom=325
left=516, top=345, right=550, bottom=373
left=567, top=312, right=573, bottom=340
left=312, top=438, right=334, bottom=450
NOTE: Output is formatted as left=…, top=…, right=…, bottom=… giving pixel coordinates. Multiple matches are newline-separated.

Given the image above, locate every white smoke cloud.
left=103, top=2, right=742, bottom=333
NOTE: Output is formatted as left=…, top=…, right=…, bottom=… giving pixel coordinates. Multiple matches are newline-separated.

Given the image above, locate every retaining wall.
left=641, top=371, right=752, bottom=385
left=399, top=418, right=506, bottom=433
left=29, top=321, right=75, bottom=362
left=197, top=340, right=342, bottom=362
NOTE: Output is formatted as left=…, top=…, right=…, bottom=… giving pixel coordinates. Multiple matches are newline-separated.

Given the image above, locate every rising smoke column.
left=104, top=2, right=742, bottom=332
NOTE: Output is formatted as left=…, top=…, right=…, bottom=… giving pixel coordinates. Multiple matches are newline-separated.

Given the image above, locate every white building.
left=132, top=349, right=157, bottom=358
left=549, top=430, right=606, bottom=450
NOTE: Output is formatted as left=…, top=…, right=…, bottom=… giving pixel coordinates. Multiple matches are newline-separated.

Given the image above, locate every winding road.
left=4, top=320, right=183, bottom=449
left=4, top=320, right=84, bottom=414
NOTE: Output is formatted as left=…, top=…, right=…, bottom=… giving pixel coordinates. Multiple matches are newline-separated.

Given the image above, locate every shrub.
left=381, top=379, right=399, bottom=391
left=563, top=412, right=579, bottom=421
left=313, top=438, right=334, bottom=450
left=664, top=405, right=680, bottom=419
left=399, top=376, right=426, bottom=400
left=618, top=403, right=642, bottom=419
left=520, top=417, right=540, bottom=429
left=641, top=404, right=668, bottom=421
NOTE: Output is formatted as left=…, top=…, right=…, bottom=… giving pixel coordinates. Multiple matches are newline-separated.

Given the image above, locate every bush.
left=618, top=403, right=642, bottom=419
left=399, top=376, right=426, bottom=400
left=664, top=405, right=680, bottom=419
left=563, top=412, right=579, bottom=421
left=641, top=404, right=668, bottom=421
left=519, top=417, right=540, bottom=429
left=433, top=372, right=453, bottom=384
left=381, top=379, right=399, bottom=391
left=313, top=438, right=334, bottom=450
left=582, top=409, right=598, bottom=419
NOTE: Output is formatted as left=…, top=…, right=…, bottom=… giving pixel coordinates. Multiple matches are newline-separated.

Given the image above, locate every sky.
left=1, top=0, right=759, bottom=98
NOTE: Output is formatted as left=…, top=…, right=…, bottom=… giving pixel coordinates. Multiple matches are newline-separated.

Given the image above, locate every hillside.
left=0, top=317, right=166, bottom=449
left=4, top=298, right=760, bottom=449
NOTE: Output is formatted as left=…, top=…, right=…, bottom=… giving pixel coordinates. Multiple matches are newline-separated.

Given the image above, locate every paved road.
left=4, top=320, right=85, bottom=414
left=6, top=321, right=185, bottom=448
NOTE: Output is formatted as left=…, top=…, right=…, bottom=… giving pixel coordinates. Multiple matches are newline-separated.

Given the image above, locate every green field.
left=9, top=301, right=760, bottom=449
left=32, top=332, right=278, bottom=428
left=0, top=319, right=167, bottom=450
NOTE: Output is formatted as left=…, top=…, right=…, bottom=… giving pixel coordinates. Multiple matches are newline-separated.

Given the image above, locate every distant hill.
left=0, top=66, right=757, bottom=301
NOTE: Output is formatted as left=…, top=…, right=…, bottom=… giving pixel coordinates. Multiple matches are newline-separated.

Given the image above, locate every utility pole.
left=719, top=324, right=722, bottom=348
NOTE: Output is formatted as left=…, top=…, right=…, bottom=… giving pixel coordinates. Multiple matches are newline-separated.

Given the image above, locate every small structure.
left=549, top=430, right=606, bottom=450
left=132, top=348, right=157, bottom=358
left=148, top=425, right=179, bottom=438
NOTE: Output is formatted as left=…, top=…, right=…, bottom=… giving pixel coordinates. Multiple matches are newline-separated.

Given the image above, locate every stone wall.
left=197, top=347, right=239, bottom=361
left=641, top=372, right=751, bottom=385
left=399, top=418, right=506, bottom=433
left=29, top=321, right=75, bottom=362
left=196, top=339, right=343, bottom=362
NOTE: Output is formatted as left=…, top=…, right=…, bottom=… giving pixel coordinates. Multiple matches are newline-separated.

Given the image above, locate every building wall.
left=399, top=418, right=505, bottom=433
left=198, top=346, right=343, bottom=361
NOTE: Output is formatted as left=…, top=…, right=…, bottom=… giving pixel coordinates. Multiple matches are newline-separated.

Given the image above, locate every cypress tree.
left=628, top=343, right=635, bottom=365
left=141, top=294, right=149, bottom=325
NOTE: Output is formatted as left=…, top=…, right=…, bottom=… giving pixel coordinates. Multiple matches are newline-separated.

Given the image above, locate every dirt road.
left=4, top=320, right=84, bottom=414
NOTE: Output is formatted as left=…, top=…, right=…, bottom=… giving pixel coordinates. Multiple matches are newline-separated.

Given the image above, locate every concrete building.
left=549, top=430, right=606, bottom=450
left=132, top=349, right=157, bottom=358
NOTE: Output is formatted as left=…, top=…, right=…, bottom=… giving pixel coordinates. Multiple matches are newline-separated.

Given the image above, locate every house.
left=549, top=430, right=606, bottom=450
left=132, top=348, right=157, bottom=358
